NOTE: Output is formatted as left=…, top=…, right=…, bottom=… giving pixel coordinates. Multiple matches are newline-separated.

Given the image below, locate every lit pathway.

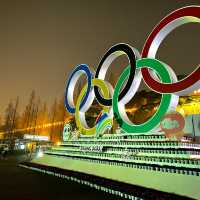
left=0, top=155, right=118, bottom=200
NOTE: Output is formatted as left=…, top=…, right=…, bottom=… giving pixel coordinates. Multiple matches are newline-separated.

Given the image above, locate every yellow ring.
left=75, top=79, right=110, bottom=135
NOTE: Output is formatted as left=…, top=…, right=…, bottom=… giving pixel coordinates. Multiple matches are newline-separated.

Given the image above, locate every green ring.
left=113, top=58, right=172, bottom=133
left=96, top=117, right=113, bottom=137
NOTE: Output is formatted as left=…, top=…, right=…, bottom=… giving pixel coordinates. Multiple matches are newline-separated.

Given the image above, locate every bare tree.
left=4, top=97, right=19, bottom=149
left=57, top=96, right=68, bottom=138
left=26, top=90, right=36, bottom=129
left=0, top=115, right=3, bottom=131
left=50, top=99, right=57, bottom=141
left=4, top=100, right=14, bottom=139
left=32, top=98, right=40, bottom=135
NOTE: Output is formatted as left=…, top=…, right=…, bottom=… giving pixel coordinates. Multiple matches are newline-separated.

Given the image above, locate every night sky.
left=0, top=0, right=199, bottom=116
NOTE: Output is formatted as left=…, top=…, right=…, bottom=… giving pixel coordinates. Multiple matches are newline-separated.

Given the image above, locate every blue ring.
left=65, top=64, right=92, bottom=114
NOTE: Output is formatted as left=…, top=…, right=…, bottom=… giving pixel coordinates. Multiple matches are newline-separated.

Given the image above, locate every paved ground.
left=0, top=155, right=119, bottom=200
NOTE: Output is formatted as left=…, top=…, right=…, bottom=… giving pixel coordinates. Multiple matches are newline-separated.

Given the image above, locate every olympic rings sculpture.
left=65, top=6, right=200, bottom=136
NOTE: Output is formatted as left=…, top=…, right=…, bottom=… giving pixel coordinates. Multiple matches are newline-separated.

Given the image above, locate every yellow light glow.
left=56, top=141, right=61, bottom=146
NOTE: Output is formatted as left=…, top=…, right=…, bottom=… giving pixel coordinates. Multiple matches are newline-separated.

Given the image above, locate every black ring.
left=94, top=43, right=137, bottom=106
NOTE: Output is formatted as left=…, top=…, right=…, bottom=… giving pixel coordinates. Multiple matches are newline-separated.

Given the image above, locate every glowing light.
left=190, top=155, right=200, bottom=159
left=24, top=134, right=49, bottom=141
left=37, top=150, right=44, bottom=158
left=179, top=108, right=185, bottom=116
left=20, top=144, right=25, bottom=150
left=56, top=141, right=61, bottom=146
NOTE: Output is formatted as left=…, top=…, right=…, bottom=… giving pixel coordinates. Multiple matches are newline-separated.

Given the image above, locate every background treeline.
left=0, top=87, right=195, bottom=142
left=0, top=90, right=69, bottom=142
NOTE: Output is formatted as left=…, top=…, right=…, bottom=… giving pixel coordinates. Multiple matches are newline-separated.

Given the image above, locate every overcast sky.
left=0, top=0, right=199, bottom=116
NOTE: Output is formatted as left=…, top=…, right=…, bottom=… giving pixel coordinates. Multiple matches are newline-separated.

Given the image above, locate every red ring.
left=142, top=6, right=200, bottom=93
